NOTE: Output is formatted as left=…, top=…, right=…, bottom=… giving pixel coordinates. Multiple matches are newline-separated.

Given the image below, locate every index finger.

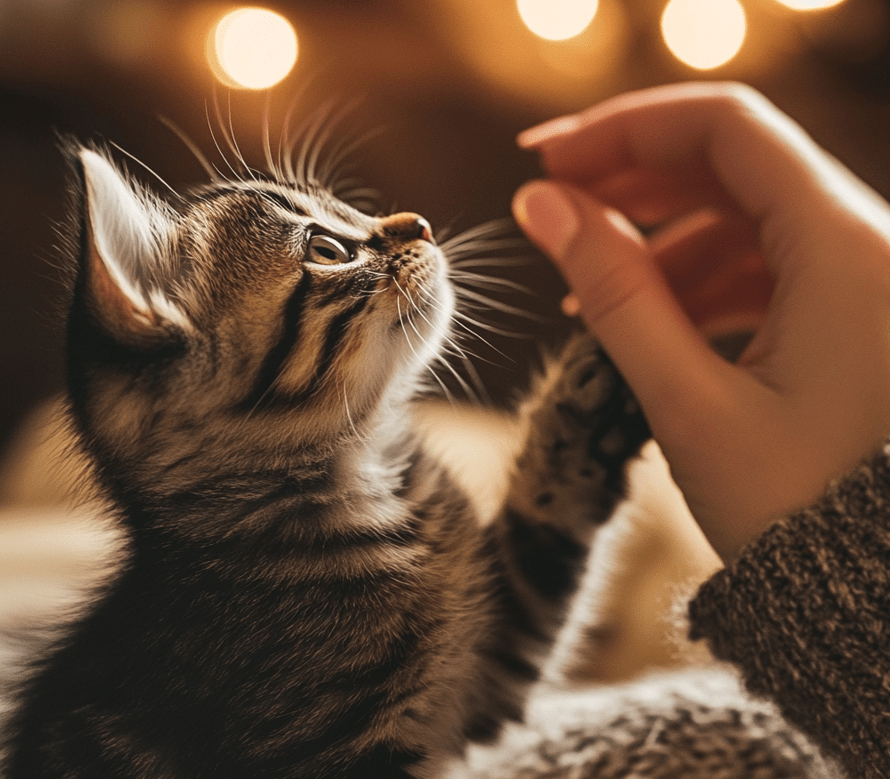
left=520, top=82, right=854, bottom=240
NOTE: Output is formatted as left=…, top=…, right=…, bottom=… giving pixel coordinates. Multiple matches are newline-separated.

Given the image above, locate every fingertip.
left=516, top=115, right=581, bottom=149
left=512, top=181, right=581, bottom=261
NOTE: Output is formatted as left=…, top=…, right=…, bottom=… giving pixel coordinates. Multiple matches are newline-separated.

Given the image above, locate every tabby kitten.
left=2, top=142, right=649, bottom=779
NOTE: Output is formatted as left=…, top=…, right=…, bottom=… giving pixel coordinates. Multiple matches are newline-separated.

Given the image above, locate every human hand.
left=513, top=82, right=890, bottom=560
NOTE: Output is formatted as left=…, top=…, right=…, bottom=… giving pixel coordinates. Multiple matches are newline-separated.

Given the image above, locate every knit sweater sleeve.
left=688, top=441, right=890, bottom=779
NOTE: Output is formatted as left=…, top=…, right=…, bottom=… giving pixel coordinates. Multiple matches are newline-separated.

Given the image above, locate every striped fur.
left=2, top=146, right=649, bottom=778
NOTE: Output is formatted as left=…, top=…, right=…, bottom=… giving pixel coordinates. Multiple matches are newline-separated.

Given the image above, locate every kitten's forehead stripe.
left=193, top=185, right=307, bottom=218
left=194, top=183, right=375, bottom=242
left=259, top=190, right=309, bottom=216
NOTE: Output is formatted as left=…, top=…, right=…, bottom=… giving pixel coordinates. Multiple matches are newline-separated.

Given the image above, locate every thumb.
left=513, top=180, right=727, bottom=431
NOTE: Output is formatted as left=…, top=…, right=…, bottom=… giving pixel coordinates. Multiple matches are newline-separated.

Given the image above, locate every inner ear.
left=77, top=148, right=189, bottom=345
left=85, top=221, right=162, bottom=339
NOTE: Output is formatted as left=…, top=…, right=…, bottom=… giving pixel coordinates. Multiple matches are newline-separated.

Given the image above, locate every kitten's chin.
left=396, top=283, right=454, bottom=366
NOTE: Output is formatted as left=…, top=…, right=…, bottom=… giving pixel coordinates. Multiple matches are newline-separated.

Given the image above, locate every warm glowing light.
left=210, top=7, right=297, bottom=89
left=661, top=0, right=746, bottom=70
left=517, top=0, right=599, bottom=41
left=773, top=0, right=845, bottom=8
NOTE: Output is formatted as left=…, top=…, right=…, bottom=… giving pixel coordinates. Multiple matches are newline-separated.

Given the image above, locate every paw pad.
left=549, top=331, right=650, bottom=462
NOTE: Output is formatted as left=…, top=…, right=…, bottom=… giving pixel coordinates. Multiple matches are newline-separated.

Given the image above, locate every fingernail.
left=517, top=116, right=580, bottom=149
left=513, top=182, right=580, bottom=259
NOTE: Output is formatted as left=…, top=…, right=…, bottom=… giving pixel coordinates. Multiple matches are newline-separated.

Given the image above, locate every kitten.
left=1, top=142, right=649, bottom=778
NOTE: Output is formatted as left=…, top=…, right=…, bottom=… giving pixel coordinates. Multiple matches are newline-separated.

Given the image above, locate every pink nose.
left=379, top=212, right=434, bottom=244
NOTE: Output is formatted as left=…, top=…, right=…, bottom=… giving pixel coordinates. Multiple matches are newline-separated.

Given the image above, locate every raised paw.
left=548, top=331, right=650, bottom=468
left=511, top=331, right=652, bottom=529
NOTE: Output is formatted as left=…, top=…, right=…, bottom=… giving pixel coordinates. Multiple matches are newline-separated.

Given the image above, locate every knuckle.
left=683, top=81, right=773, bottom=131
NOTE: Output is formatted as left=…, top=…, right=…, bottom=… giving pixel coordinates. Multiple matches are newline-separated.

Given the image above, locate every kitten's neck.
left=97, top=394, right=423, bottom=558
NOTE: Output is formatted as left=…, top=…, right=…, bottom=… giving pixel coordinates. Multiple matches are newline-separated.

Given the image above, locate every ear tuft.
left=77, top=148, right=189, bottom=344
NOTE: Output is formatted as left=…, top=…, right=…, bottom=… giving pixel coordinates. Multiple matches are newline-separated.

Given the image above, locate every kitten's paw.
left=553, top=332, right=620, bottom=418
left=513, top=332, right=651, bottom=527
left=550, top=332, right=650, bottom=466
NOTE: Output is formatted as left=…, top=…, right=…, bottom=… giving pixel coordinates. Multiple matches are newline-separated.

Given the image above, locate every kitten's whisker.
left=448, top=315, right=517, bottom=362
left=405, top=276, right=517, bottom=366
left=329, top=176, right=361, bottom=194
left=448, top=256, right=534, bottom=270
left=205, top=102, right=239, bottom=181
left=449, top=271, right=533, bottom=296
left=409, top=289, right=475, bottom=365
left=434, top=351, right=482, bottom=404
left=442, top=236, right=529, bottom=254
left=438, top=218, right=518, bottom=248
left=454, top=287, right=548, bottom=323
left=435, top=329, right=480, bottom=366
left=309, top=101, right=364, bottom=186
left=211, top=90, right=242, bottom=178
left=280, top=97, right=300, bottom=182
left=438, top=342, right=502, bottom=380
left=453, top=310, right=533, bottom=341
left=208, top=89, right=258, bottom=183
left=108, top=142, right=178, bottom=197
left=159, top=116, right=221, bottom=183
left=333, top=185, right=382, bottom=213
left=277, top=80, right=314, bottom=183
left=446, top=247, right=532, bottom=265
left=340, top=380, right=364, bottom=442
left=396, top=294, right=453, bottom=401
left=238, top=361, right=289, bottom=423
left=423, top=321, right=486, bottom=404
left=225, top=92, right=258, bottom=182
left=293, top=101, right=337, bottom=184
left=312, top=101, right=362, bottom=182
left=393, top=281, right=434, bottom=353
left=262, top=94, right=277, bottom=181
left=443, top=349, right=492, bottom=405
left=356, top=287, right=385, bottom=301
left=319, top=125, right=384, bottom=191
left=404, top=286, right=490, bottom=403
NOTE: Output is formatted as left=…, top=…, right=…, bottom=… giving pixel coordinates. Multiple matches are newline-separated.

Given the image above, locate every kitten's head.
left=66, top=146, right=454, bottom=471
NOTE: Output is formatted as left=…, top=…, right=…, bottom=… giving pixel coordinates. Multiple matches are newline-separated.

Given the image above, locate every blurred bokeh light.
left=209, top=7, right=298, bottom=90
left=775, top=0, right=846, bottom=9
left=517, top=0, right=600, bottom=40
left=661, top=0, right=747, bottom=69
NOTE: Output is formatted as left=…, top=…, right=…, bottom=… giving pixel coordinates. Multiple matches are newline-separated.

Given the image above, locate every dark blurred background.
left=2, top=0, right=889, bottom=449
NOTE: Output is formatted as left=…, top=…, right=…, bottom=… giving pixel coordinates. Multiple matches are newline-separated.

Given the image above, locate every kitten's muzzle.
left=379, top=212, right=435, bottom=245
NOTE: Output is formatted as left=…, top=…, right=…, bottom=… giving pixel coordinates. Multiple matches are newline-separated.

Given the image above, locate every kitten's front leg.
left=468, top=332, right=650, bottom=739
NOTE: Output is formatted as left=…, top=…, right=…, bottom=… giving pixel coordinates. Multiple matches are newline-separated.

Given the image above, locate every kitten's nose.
left=379, top=213, right=434, bottom=244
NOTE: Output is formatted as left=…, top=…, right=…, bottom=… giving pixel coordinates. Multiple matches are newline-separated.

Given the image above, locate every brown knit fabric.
left=689, top=442, right=890, bottom=779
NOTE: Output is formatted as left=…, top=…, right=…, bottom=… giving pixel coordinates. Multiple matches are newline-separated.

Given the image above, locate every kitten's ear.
left=76, top=148, right=189, bottom=345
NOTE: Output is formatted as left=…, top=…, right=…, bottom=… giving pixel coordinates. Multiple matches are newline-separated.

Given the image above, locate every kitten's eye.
left=307, top=234, right=353, bottom=265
